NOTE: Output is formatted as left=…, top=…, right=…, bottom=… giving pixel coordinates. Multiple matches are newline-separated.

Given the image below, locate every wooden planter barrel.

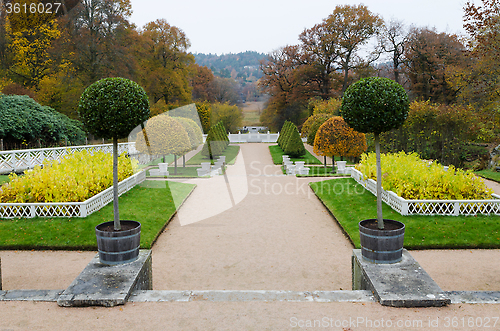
left=95, top=220, right=141, bottom=265
left=359, top=219, right=405, bottom=264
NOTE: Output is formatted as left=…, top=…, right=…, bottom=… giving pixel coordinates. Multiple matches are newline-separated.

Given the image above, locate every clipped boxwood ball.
left=78, top=77, right=150, bottom=139
left=341, top=77, right=409, bottom=135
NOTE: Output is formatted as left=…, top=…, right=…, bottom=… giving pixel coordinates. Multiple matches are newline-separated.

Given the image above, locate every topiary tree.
left=135, top=115, right=191, bottom=174
left=174, top=117, right=204, bottom=167
left=278, top=121, right=292, bottom=149
left=283, top=124, right=306, bottom=158
left=301, top=113, right=333, bottom=145
left=79, top=77, right=150, bottom=231
left=196, top=102, right=212, bottom=133
left=201, top=121, right=228, bottom=159
left=341, top=77, right=409, bottom=229
left=314, top=116, right=366, bottom=170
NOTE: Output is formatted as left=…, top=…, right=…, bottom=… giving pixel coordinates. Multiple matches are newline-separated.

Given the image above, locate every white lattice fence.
left=0, top=170, right=146, bottom=219
left=350, top=168, right=500, bottom=216
left=0, top=143, right=133, bottom=174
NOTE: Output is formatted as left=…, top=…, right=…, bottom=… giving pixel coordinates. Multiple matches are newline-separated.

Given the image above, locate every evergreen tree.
left=284, top=125, right=306, bottom=157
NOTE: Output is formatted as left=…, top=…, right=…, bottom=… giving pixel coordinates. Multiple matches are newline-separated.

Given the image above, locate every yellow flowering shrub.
left=356, top=151, right=493, bottom=200
left=0, top=150, right=137, bottom=203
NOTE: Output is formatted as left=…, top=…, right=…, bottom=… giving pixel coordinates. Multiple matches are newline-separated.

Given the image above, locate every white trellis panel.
left=350, top=168, right=500, bottom=216
left=0, top=170, right=146, bottom=219
left=0, top=143, right=134, bottom=175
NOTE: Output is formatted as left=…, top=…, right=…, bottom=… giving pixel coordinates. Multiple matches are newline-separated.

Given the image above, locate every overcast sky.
left=129, top=0, right=470, bottom=55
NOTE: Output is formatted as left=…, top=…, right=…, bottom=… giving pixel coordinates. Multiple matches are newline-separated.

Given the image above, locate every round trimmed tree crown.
left=341, top=77, right=409, bottom=135
left=78, top=77, right=150, bottom=140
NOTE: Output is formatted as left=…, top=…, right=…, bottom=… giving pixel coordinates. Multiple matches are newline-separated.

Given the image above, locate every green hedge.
left=0, top=94, right=86, bottom=146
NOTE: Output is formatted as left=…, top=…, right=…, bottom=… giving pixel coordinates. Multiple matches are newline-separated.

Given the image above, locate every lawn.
left=0, top=180, right=195, bottom=250
left=269, top=145, right=322, bottom=165
left=146, top=166, right=201, bottom=178
left=0, top=175, right=9, bottom=185
left=476, top=169, right=500, bottom=183
left=137, top=154, right=175, bottom=170
left=186, top=145, right=240, bottom=165
left=310, top=178, right=500, bottom=250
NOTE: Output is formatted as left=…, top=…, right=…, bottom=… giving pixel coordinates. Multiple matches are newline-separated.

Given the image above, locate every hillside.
left=194, top=51, right=266, bottom=80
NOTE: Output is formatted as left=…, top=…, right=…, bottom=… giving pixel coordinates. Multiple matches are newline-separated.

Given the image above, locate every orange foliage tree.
left=313, top=116, right=366, bottom=161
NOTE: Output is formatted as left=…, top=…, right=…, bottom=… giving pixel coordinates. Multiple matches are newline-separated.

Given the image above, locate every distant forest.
left=194, top=51, right=266, bottom=81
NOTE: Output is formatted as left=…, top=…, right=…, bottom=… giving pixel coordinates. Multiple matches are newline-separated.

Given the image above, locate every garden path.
left=151, top=143, right=354, bottom=290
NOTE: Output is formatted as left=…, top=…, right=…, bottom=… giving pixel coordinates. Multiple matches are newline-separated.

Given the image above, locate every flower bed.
left=0, top=150, right=145, bottom=218
left=352, top=152, right=500, bottom=216
left=0, top=171, right=145, bottom=218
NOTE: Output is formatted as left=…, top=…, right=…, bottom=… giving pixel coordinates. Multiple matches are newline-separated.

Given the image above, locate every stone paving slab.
left=0, top=290, right=62, bottom=301
left=352, top=249, right=451, bottom=307
left=57, top=250, right=152, bottom=307
left=445, top=291, right=500, bottom=304
left=128, top=290, right=376, bottom=303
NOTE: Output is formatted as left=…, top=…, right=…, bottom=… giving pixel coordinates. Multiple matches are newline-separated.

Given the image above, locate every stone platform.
left=57, top=250, right=152, bottom=307
left=352, top=249, right=451, bottom=307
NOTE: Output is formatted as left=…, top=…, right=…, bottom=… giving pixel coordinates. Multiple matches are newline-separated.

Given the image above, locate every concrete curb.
left=128, top=290, right=376, bottom=303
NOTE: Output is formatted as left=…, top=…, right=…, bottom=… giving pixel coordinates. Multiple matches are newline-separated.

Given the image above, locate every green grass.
left=137, top=155, right=176, bottom=169
left=0, top=175, right=10, bottom=185
left=186, top=145, right=240, bottom=165
left=310, top=178, right=500, bottom=250
left=476, top=169, right=500, bottom=183
left=242, top=111, right=261, bottom=126
left=146, top=166, right=203, bottom=178
left=269, top=145, right=322, bottom=165
left=0, top=180, right=195, bottom=250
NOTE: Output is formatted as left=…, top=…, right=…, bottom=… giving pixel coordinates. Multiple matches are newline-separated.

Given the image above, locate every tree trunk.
left=174, top=155, right=177, bottom=175
left=375, top=133, right=384, bottom=229
left=183, top=155, right=186, bottom=168
left=113, top=137, right=121, bottom=231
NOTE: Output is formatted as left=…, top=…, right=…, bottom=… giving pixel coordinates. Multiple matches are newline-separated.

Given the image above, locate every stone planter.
left=359, top=219, right=405, bottom=264
left=95, top=220, right=141, bottom=265
left=158, top=163, right=168, bottom=173
left=336, top=161, right=347, bottom=174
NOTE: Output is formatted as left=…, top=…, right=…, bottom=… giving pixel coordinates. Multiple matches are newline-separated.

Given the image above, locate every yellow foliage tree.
left=135, top=115, right=191, bottom=158
left=313, top=116, right=366, bottom=160
left=7, top=13, right=60, bottom=89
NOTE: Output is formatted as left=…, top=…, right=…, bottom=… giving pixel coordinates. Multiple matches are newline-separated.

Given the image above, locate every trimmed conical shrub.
left=201, top=121, right=229, bottom=159
left=283, top=125, right=306, bottom=157
left=278, top=121, right=293, bottom=149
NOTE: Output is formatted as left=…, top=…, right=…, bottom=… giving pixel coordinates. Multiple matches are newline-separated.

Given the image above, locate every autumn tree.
left=313, top=116, right=366, bottom=162
left=139, top=19, right=194, bottom=104
left=403, top=27, right=468, bottom=104
left=378, top=19, right=408, bottom=84
left=259, top=45, right=310, bottom=130
left=260, top=5, right=383, bottom=130
left=210, top=102, right=243, bottom=133
left=62, top=0, right=136, bottom=84
left=209, top=77, right=239, bottom=104
left=5, top=0, right=61, bottom=89
left=450, top=0, right=500, bottom=126
left=191, top=63, right=215, bottom=102
left=322, top=4, right=383, bottom=94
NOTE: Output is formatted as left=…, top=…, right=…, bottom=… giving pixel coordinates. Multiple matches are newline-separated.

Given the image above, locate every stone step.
left=57, top=250, right=152, bottom=307
left=352, top=249, right=451, bottom=307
